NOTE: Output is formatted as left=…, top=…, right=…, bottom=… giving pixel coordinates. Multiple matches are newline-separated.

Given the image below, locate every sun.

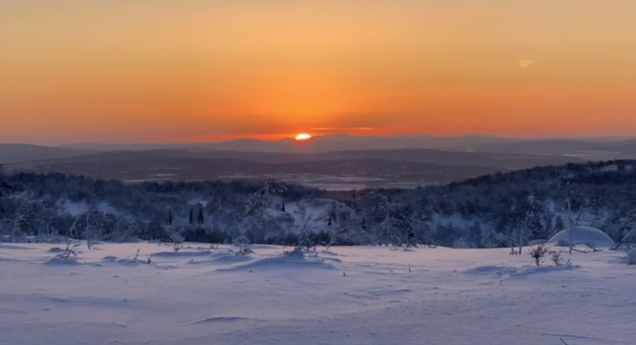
left=295, top=133, right=312, bottom=141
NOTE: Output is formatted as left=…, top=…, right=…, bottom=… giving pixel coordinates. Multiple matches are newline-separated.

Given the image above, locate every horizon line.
left=2, top=134, right=636, bottom=148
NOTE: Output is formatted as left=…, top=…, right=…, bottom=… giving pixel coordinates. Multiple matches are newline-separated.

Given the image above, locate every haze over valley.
left=1, top=135, right=634, bottom=189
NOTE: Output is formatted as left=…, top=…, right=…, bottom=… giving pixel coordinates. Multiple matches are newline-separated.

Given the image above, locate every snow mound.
left=628, top=249, right=636, bottom=265
left=464, top=265, right=518, bottom=276
left=44, top=257, right=82, bottom=265
left=151, top=251, right=212, bottom=258
left=510, top=265, right=581, bottom=277
left=0, top=244, right=32, bottom=250
left=547, top=226, right=614, bottom=248
left=217, top=256, right=337, bottom=272
left=465, top=264, right=581, bottom=277
left=99, top=256, right=146, bottom=266
left=187, top=254, right=252, bottom=265
left=210, top=255, right=252, bottom=264
left=190, top=316, right=255, bottom=325
left=0, top=257, right=19, bottom=262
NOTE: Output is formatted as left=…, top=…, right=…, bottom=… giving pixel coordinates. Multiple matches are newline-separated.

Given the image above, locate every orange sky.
left=1, top=0, right=635, bottom=144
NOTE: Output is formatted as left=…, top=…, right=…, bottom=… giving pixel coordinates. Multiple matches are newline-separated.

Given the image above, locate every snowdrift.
left=547, top=226, right=614, bottom=248
left=217, top=256, right=337, bottom=272
left=2, top=242, right=635, bottom=344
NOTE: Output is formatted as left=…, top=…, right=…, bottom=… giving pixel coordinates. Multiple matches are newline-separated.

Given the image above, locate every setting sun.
left=296, top=133, right=312, bottom=141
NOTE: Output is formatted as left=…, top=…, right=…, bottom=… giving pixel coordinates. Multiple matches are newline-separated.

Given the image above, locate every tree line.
left=1, top=160, right=635, bottom=248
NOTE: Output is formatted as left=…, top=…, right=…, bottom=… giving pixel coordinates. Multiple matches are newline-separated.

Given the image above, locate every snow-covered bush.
left=233, top=235, right=252, bottom=256
left=170, top=233, right=184, bottom=252
left=453, top=239, right=470, bottom=249
left=284, top=246, right=305, bottom=258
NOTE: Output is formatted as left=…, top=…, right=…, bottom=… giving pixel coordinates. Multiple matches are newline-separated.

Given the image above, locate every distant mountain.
left=0, top=144, right=96, bottom=164
left=450, top=139, right=636, bottom=160
left=55, top=135, right=636, bottom=157
left=58, top=143, right=200, bottom=151
left=18, top=147, right=583, bottom=170
left=57, top=135, right=523, bottom=153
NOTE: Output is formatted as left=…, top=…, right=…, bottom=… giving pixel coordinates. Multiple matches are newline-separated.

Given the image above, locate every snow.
left=628, top=249, right=636, bottom=265
left=1, top=242, right=635, bottom=345
left=548, top=226, right=615, bottom=248
left=60, top=200, right=89, bottom=216
left=600, top=164, right=619, bottom=172
left=60, top=201, right=119, bottom=216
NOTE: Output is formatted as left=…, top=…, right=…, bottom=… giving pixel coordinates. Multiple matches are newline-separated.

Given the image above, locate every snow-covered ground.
left=1, top=242, right=635, bottom=345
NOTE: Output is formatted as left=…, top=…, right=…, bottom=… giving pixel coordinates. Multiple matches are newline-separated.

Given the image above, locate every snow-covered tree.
left=293, top=200, right=324, bottom=251
left=609, top=209, right=636, bottom=249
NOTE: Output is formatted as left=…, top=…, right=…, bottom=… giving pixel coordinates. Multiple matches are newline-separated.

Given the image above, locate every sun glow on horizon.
left=295, top=133, right=312, bottom=141
left=2, top=0, right=636, bottom=144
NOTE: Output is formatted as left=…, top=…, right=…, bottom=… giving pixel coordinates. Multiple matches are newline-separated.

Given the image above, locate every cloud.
left=312, top=127, right=376, bottom=132
left=519, top=60, right=537, bottom=68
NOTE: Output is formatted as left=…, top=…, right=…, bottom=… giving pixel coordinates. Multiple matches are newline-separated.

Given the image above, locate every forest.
left=1, top=160, right=636, bottom=249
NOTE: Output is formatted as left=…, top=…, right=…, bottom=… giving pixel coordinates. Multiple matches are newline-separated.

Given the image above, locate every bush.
left=233, top=235, right=252, bottom=256
left=529, top=244, right=548, bottom=266
left=549, top=250, right=570, bottom=266
left=284, top=246, right=305, bottom=258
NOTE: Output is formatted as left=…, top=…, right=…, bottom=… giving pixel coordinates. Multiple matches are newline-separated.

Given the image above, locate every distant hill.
left=12, top=146, right=584, bottom=189
left=58, top=134, right=522, bottom=153
left=0, top=144, right=96, bottom=164
left=5, top=136, right=634, bottom=189
left=56, top=135, right=636, bottom=158
left=24, top=147, right=584, bottom=168
left=447, top=139, right=636, bottom=160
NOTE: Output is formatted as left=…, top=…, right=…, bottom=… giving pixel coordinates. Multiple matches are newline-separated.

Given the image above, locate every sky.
left=1, top=0, right=635, bottom=144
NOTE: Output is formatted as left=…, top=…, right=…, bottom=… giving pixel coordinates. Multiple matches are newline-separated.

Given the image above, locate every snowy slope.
left=0, top=243, right=634, bottom=345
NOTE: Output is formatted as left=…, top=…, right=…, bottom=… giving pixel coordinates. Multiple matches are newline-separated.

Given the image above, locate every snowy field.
left=1, top=242, right=635, bottom=345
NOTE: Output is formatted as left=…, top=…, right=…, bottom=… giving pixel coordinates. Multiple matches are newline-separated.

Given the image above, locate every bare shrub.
left=62, top=240, right=80, bottom=259
left=510, top=246, right=522, bottom=255
left=529, top=244, right=548, bottom=266
left=549, top=249, right=571, bottom=266
left=197, top=243, right=220, bottom=251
